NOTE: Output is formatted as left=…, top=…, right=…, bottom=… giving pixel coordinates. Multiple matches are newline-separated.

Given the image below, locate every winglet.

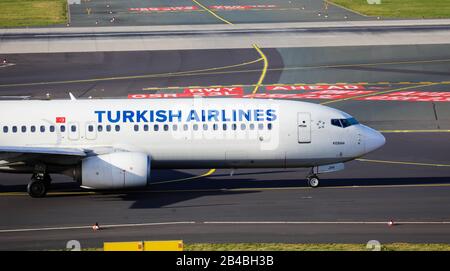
left=69, top=92, right=77, bottom=101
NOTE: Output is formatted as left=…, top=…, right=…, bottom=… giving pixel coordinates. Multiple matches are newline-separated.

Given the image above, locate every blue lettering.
left=221, top=109, right=230, bottom=122
left=149, top=110, right=155, bottom=122
left=238, top=109, right=251, bottom=121
left=254, top=109, right=264, bottom=121
left=156, top=110, right=167, bottom=122
left=187, top=110, right=200, bottom=122
left=169, top=110, right=182, bottom=122
left=107, top=111, right=121, bottom=123
left=266, top=109, right=277, bottom=121
left=94, top=110, right=106, bottom=123
left=123, top=110, right=135, bottom=123
left=208, top=110, right=219, bottom=121
left=136, top=110, right=149, bottom=122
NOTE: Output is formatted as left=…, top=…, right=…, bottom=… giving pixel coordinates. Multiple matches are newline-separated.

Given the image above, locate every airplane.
left=0, top=97, right=385, bottom=197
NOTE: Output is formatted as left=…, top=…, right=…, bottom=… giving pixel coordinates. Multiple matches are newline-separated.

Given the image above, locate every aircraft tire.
left=27, top=180, right=47, bottom=198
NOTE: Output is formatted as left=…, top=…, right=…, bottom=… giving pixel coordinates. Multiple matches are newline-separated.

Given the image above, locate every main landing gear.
left=307, top=174, right=320, bottom=188
left=27, top=172, right=52, bottom=198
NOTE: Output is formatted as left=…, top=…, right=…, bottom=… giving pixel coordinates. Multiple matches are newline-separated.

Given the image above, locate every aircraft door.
left=68, top=122, right=79, bottom=140
left=85, top=122, right=97, bottom=140
left=297, top=112, right=311, bottom=143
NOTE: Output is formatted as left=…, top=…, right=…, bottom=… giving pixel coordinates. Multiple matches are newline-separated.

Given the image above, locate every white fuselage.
left=0, top=98, right=385, bottom=172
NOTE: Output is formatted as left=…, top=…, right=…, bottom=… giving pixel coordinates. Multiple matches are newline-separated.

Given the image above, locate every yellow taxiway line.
left=192, top=0, right=233, bottom=25
left=151, top=168, right=216, bottom=185
left=251, top=44, right=268, bottom=95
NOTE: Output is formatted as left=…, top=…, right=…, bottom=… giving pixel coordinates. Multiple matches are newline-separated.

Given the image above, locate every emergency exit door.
left=297, top=112, right=311, bottom=143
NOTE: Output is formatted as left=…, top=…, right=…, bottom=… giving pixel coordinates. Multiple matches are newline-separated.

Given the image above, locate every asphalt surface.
left=1, top=45, right=450, bottom=250
left=68, top=0, right=369, bottom=27
left=1, top=45, right=450, bottom=130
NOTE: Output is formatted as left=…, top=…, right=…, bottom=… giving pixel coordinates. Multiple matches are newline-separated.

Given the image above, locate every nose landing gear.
left=307, top=174, right=320, bottom=188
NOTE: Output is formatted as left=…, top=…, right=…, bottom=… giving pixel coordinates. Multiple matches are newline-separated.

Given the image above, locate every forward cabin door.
left=297, top=112, right=311, bottom=143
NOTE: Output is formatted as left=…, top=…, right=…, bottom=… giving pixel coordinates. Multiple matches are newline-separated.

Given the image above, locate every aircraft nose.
left=364, top=127, right=386, bottom=153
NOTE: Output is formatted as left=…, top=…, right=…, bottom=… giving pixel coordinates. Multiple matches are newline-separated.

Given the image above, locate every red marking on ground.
left=129, top=6, right=198, bottom=12
left=129, top=5, right=277, bottom=12
left=243, top=93, right=368, bottom=99
left=358, top=91, right=450, bottom=102
left=129, top=90, right=373, bottom=99
left=210, top=5, right=276, bottom=10
left=266, top=85, right=365, bottom=91
left=184, top=87, right=243, bottom=95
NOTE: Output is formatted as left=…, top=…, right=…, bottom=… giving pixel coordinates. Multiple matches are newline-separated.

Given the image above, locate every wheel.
left=307, top=175, right=320, bottom=188
left=27, top=180, right=47, bottom=198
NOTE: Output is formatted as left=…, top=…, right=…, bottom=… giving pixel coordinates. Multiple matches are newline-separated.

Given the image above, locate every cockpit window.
left=331, top=118, right=359, bottom=128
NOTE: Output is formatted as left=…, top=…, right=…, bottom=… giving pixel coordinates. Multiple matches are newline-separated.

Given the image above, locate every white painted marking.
left=202, top=221, right=450, bottom=225
left=2, top=220, right=449, bottom=234
left=0, top=221, right=195, bottom=233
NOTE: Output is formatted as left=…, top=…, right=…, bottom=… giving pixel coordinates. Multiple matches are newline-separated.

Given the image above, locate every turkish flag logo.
left=56, top=117, right=66, bottom=123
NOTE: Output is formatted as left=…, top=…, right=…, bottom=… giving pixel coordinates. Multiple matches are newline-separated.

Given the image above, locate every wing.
left=0, top=146, right=87, bottom=167
left=0, top=146, right=87, bottom=157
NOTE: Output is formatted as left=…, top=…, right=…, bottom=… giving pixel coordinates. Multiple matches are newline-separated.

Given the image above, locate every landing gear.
left=27, top=173, right=51, bottom=198
left=307, top=174, right=320, bottom=188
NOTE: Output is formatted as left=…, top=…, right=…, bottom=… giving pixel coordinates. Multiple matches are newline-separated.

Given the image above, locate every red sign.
left=129, top=6, right=198, bottom=12
left=56, top=117, right=66, bottom=123
left=266, top=85, right=365, bottom=91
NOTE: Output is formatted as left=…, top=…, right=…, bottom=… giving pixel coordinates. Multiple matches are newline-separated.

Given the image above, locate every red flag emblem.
left=56, top=117, right=66, bottom=123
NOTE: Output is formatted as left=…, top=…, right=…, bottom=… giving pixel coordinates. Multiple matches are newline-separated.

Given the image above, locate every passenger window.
left=258, top=123, right=264, bottom=130
left=203, top=124, right=208, bottom=131
left=268, top=123, right=273, bottom=130
left=154, top=124, right=159, bottom=131
left=213, top=124, right=218, bottom=131
left=12, top=126, right=17, bottom=133
left=3, top=126, right=7, bottom=133
left=106, top=125, right=111, bottom=132
left=193, top=124, right=198, bottom=131
left=31, top=126, right=36, bottom=133
left=134, top=125, right=139, bottom=132
left=41, top=126, right=46, bottom=133
left=60, top=125, right=65, bottom=132
left=70, top=125, right=76, bottom=132
left=232, top=124, right=237, bottom=130
left=172, top=124, right=178, bottom=131
left=163, top=124, right=169, bottom=131
left=249, top=123, right=255, bottom=130
left=144, top=124, right=149, bottom=132
left=241, top=123, right=246, bottom=130
left=223, top=124, right=227, bottom=131
left=88, top=125, right=94, bottom=132
left=97, top=125, right=103, bottom=132
left=50, top=125, right=55, bottom=132
left=115, top=125, right=120, bottom=132
left=21, top=126, right=26, bottom=133
left=183, top=124, right=188, bottom=131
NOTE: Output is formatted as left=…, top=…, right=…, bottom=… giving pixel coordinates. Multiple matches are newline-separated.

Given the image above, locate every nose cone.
left=364, top=127, right=386, bottom=153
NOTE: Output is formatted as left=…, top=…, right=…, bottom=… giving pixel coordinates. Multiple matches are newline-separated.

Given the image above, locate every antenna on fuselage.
left=69, top=92, right=77, bottom=101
